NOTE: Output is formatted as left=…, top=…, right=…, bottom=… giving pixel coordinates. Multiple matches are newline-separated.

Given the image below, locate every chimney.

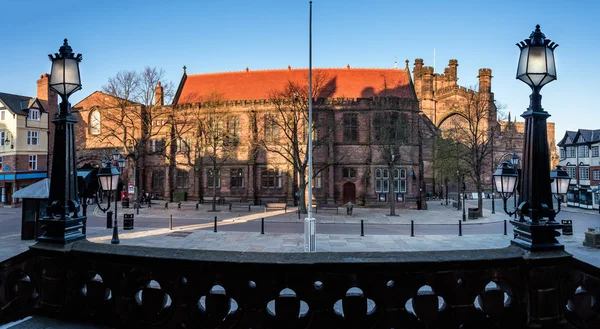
left=448, top=59, right=458, bottom=83
left=155, top=81, right=164, bottom=106
left=37, top=73, right=58, bottom=179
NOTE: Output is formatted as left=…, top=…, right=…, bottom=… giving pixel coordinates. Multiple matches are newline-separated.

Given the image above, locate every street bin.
left=468, top=207, right=479, bottom=219
left=123, top=214, right=134, bottom=230
left=122, top=198, right=130, bottom=208
left=561, top=220, right=573, bottom=235
left=106, top=210, right=113, bottom=229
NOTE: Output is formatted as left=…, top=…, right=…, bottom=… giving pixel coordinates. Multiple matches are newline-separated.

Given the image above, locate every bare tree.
left=372, top=109, right=410, bottom=215
left=91, top=67, right=173, bottom=203
left=441, top=88, right=497, bottom=217
left=260, top=71, right=337, bottom=214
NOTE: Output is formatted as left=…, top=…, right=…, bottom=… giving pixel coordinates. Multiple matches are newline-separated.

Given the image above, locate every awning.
left=12, top=178, right=50, bottom=199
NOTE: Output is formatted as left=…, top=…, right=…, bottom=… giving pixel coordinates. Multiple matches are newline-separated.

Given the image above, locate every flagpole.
left=304, top=0, right=316, bottom=252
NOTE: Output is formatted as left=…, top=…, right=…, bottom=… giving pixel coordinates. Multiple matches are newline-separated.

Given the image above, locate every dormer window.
left=28, top=109, right=40, bottom=120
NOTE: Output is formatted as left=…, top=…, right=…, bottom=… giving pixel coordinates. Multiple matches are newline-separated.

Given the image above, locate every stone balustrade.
left=1, top=242, right=598, bottom=328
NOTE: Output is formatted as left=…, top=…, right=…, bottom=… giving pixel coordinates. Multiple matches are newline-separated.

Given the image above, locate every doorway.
left=343, top=182, right=356, bottom=204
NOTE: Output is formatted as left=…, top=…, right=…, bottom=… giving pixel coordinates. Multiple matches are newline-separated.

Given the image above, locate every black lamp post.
left=462, top=181, right=466, bottom=221
left=511, top=152, right=520, bottom=218
left=38, top=39, right=85, bottom=244
left=493, top=162, right=519, bottom=216
left=497, top=25, right=562, bottom=251
left=550, top=165, right=571, bottom=216
left=96, top=157, right=121, bottom=244
left=456, top=170, right=461, bottom=211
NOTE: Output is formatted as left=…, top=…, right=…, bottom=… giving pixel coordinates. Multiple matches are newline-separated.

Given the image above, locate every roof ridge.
left=0, top=91, right=34, bottom=99
left=186, top=67, right=405, bottom=77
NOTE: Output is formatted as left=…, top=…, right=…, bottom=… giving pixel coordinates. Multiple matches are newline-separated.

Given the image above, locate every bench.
left=229, top=203, right=252, bottom=212
left=316, top=204, right=339, bottom=214
left=265, top=203, right=287, bottom=213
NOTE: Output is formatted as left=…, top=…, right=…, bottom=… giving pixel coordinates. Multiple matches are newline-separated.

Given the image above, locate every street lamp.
left=493, top=161, right=519, bottom=216
left=509, top=24, right=562, bottom=250
left=456, top=170, right=461, bottom=211
left=550, top=165, right=571, bottom=216
left=38, top=39, right=85, bottom=244
left=96, top=157, right=121, bottom=244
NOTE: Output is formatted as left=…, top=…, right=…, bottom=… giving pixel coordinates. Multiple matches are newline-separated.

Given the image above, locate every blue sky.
left=1, top=0, right=598, bottom=140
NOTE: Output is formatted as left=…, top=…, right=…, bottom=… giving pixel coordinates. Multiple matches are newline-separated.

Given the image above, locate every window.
left=303, top=114, right=318, bottom=141
left=29, top=155, right=37, bottom=170
left=0, top=131, right=5, bottom=146
left=176, top=169, right=190, bottom=188
left=567, top=147, right=576, bottom=158
left=560, top=148, right=566, bottom=159
left=89, top=110, right=101, bottom=135
left=207, top=169, right=220, bottom=188
left=592, top=146, right=599, bottom=157
left=28, top=109, right=40, bottom=120
left=0, top=110, right=5, bottom=121
left=343, top=113, right=358, bottom=142
left=264, top=115, right=278, bottom=142
left=230, top=168, right=244, bottom=188
left=593, top=170, right=600, bottom=181
left=152, top=169, right=165, bottom=190
left=261, top=168, right=282, bottom=188
left=375, top=168, right=406, bottom=194
left=227, top=116, right=241, bottom=139
left=566, top=166, right=576, bottom=179
left=578, top=145, right=589, bottom=158
left=176, top=138, right=190, bottom=153
left=595, top=192, right=600, bottom=205
left=342, top=167, right=356, bottom=178
left=579, top=166, right=589, bottom=180
left=312, top=171, right=322, bottom=188
left=27, top=131, right=39, bottom=146
left=151, top=139, right=164, bottom=153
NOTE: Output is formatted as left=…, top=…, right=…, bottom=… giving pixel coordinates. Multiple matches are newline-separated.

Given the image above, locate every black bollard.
left=165, top=202, right=168, bottom=209
left=261, top=218, right=264, bottom=234
left=360, top=220, right=364, bottom=237
left=196, top=203, right=199, bottom=210
left=504, top=220, right=507, bottom=236
left=458, top=220, right=462, bottom=236
left=214, top=216, right=217, bottom=233
left=410, top=220, right=414, bottom=237
left=178, top=202, right=181, bottom=209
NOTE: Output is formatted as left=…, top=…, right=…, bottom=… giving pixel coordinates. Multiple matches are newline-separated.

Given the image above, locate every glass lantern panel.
left=551, top=180, right=558, bottom=194
left=527, top=46, right=547, bottom=74
left=63, top=58, right=80, bottom=95
left=558, top=178, right=571, bottom=195
left=49, top=59, right=66, bottom=95
left=540, top=75, right=556, bottom=87
left=98, top=175, right=112, bottom=191
left=110, top=175, right=119, bottom=191
left=493, top=175, right=503, bottom=193
left=546, top=47, right=556, bottom=77
left=528, top=74, right=545, bottom=86
left=516, top=47, right=529, bottom=78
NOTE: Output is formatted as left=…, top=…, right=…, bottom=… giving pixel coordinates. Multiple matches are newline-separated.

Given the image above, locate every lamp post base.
left=111, top=220, right=120, bottom=245
left=38, top=216, right=86, bottom=245
left=510, top=220, right=563, bottom=251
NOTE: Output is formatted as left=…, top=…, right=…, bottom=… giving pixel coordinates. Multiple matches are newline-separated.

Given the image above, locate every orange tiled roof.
left=175, top=68, right=414, bottom=104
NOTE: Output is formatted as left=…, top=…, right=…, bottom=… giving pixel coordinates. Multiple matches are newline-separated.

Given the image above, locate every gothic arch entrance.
left=343, top=182, right=356, bottom=204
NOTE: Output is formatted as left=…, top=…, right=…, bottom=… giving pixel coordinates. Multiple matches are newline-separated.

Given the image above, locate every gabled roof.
left=173, top=67, right=415, bottom=105
left=0, top=92, right=45, bottom=115
left=557, top=131, right=577, bottom=146
left=73, top=91, right=142, bottom=111
left=574, top=129, right=600, bottom=144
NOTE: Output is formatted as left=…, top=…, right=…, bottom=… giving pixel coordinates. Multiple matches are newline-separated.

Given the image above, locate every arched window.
left=89, top=110, right=101, bottom=135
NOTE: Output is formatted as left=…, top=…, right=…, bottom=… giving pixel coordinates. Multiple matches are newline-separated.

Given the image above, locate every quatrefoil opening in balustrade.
left=405, top=285, right=446, bottom=325
left=81, top=274, right=112, bottom=307
left=567, top=285, right=599, bottom=322
left=333, top=287, right=376, bottom=325
left=474, top=281, right=511, bottom=318
left=198, top=284, right=238, bottom=323
left=135, top=280, right=172, bottom=315
left=8, top=273, right=38, bottom=310
left=266, top=288, right=309, bottom=325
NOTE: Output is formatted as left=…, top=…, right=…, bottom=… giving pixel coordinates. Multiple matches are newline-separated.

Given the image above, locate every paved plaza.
left=1, top=201, right=597, bottom=268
